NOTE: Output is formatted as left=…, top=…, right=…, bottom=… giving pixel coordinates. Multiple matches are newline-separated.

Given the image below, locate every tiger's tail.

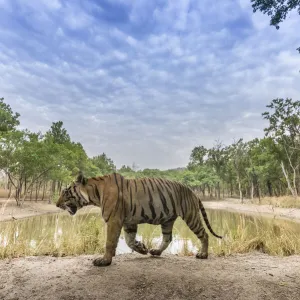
left=198, top=198, right=223, bottom=239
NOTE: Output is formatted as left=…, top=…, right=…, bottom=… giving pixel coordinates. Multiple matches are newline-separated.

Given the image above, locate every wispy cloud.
left=1, top=0, right=299, bottom=169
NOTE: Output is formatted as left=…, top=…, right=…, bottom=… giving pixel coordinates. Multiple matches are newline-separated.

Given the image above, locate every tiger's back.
left=124, top=177, right=196, bottom=225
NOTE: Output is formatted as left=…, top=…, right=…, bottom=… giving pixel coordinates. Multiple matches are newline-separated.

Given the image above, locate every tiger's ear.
left=76, top=171, right=88, bottom=185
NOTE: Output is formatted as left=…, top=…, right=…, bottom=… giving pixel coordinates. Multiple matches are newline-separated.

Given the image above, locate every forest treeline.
left=1, top=97, right=300, bottom=205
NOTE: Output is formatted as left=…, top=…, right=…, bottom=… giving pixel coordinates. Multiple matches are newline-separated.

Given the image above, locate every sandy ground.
left=204, top=199, right=300, bottom=223
left=1, top=198, right=300, bottom=299
left=0, top=199, right=61, bottom=222
left=0, top=199, right=100, bottom=222
left=1, top=253, right=300, bottom=300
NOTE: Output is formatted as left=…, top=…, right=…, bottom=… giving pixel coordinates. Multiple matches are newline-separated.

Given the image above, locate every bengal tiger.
left=56, top=172, right=222, bottom=267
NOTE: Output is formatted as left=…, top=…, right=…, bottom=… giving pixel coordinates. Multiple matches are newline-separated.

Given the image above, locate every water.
left=1, top=209, right=300, bottom=257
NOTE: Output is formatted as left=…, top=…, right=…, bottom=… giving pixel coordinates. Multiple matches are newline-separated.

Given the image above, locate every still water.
left=1, top=209, right=300, bottom=257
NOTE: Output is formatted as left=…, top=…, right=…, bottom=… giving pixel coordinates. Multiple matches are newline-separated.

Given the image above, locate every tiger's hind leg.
left=124, top=224, right=148, bottom=255
left=149, top=219, right=175, bottom=256
left=184, top=213, right=209, bottom=259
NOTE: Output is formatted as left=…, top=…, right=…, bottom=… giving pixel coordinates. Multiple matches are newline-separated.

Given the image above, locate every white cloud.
left=63, top=6, right=93, bottom=30
left=1, top=0, right=300, bottom=169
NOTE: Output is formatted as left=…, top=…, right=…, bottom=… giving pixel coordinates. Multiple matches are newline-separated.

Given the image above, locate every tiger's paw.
left=196, top=252, right=208, bottom=259
left=149, top=249, right=162, bottom=256
left=134, top=241, right=148, bottom=255
left=93, top=257, right=112, bottom=267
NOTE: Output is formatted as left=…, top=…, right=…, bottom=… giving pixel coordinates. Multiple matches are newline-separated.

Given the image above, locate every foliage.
left=91, top=153, right=116, bottom=175
left=0, top=97, right=20, bottom=134
left=251, top=0, right=300, bottom=53
left=2, top=96, right=300, bottom=205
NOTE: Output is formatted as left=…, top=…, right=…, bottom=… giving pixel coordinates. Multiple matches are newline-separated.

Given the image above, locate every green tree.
left=262, top=98, right=300, bottom=197
left=207, top=141, right=226, bottom=200
left=189, top=145, right=207, bottom=168
left=0, top=98, right=20, bottom=134
left=43, top=121, right=96, bottom=200
left=45, top=121, right=71, bottom=144
left=227, top=139, right=250, bottom=203
left=91, top=153, right=116, bottom=175
left=0, top=130, right=62, bottom=205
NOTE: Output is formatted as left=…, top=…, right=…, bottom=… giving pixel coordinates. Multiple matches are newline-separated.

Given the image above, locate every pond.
left=1, top=208, right=300, bottom=258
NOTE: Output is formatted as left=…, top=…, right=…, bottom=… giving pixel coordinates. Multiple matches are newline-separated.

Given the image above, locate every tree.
left=45, top=121, right=71, bottom=144
left=227, top=139, right=249, bottom=203
left=91, top=153, right=116, bottom=175
left=189, top=145, right=207, bottom=167
left=0, top=130, right=61, bottom=205
left=0, top=97, right=20, bottom=192
left=0, top=97, right=20, bottom=134
left=251, top=0, right=300, bottom=53
left=207, top=141, right=226, bottom=200
left=119, top=165, right=133, bottom=173
left=262, top=98, right=300, bottom=197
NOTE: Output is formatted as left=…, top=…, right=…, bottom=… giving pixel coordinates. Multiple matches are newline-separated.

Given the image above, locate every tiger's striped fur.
left=56, top=172, right=222, bottom=267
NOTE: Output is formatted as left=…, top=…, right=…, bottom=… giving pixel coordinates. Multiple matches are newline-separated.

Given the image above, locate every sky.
left=0, top=0, right=300, bottom=170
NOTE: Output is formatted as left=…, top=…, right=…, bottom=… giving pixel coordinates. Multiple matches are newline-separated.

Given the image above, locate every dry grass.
left=1, top=209, right=300, bottom=259
left=210, top=216, right=300, bottom=257
left=0, top=213, right=106, bottom=259
left=251, top=196, right=300, bottom=209
left=170, top=214, right=300, bottom=257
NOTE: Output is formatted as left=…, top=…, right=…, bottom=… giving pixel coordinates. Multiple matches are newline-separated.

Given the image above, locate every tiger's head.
left=56, top=172, right=90, bottom=216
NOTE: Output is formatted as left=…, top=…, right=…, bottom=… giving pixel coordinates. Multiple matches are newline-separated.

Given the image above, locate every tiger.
left=56, top=172, right=222, bottom=267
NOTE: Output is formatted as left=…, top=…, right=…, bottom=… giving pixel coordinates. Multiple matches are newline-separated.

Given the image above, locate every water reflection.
left=1, top=209, right=300, bottom=257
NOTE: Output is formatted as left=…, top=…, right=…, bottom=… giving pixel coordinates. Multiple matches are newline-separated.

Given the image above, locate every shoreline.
left=203, top=200, right=300, bottom=223
left=2, top=198, right=300, bottom=224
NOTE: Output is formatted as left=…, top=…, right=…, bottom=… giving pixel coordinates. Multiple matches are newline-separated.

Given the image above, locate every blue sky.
left=1, top=0, right=300, bottom=170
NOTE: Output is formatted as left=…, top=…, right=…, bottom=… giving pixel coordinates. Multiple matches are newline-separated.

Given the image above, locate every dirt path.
left=1, top=253, right=300, bottom=300
left=0, top=199, right=99, bottom=222
left=0, top=199, right=61, bottom=222
left=204, top=200, right=300, bottom=223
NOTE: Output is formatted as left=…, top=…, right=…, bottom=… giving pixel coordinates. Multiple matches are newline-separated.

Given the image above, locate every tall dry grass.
left=0, top=209, right=300, bottom=259
left=251, top=196, right=300, bottom=209
left=0, top=213, right=106, bottom=258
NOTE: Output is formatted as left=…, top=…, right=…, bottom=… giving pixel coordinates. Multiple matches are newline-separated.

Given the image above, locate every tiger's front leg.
left=93, top=218, right=122, bottom=267
left=124, top=224, right=148, bottom=255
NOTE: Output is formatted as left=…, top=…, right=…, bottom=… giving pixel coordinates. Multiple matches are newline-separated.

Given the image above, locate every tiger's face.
left=56, top=173, right=90, bottom=216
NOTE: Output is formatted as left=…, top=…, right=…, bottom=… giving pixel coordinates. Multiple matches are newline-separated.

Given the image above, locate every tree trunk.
left=24, top=177, right=27, bottom=199
left=281, top=161, right=297, bottom=198
left=30, top=187, right=33, bottom=201
left=222, top=182, right=225, bottom=199
left=237, top=175, right=243, bottom=203
left=49, top=180, right=56, bottom=204
left=35, top=182, right=39, bottom=202
left=267, top=180, right=273, bottom=197
left=251, top=181, right=254, bottom=200
left=217, top=181, right=221, bottom=200
left=15, top=182, right=23, bottom=206
left=42, top=181, right=47, bottom=201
